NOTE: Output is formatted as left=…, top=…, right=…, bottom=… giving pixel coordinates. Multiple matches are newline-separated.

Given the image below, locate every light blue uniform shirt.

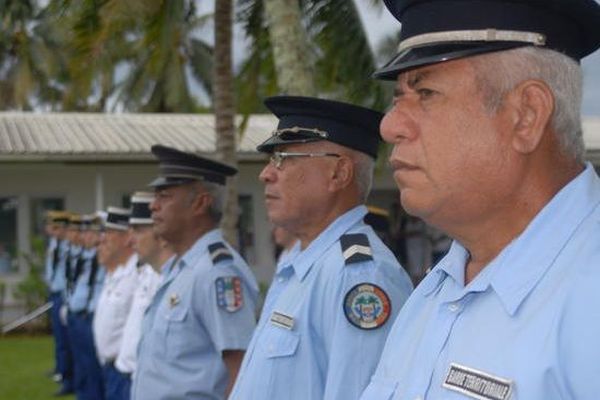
left=132, top=229, right=259, bottom=400
left=230, top=205, right=413, bottom=400
left=67, top=248, right=96, bottom=313
left=50, top=240, right=71, bottom=293
left=44, top=237, right=58, bottom=286
left=66, top=244, right=83, bottom=295
left=361, top=163, right=600, bottom=400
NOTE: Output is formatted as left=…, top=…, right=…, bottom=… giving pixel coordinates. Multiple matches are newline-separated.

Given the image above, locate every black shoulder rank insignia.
left=340, top=233, right=373, bottom=265
left=208, top=242, right=233, bottom=264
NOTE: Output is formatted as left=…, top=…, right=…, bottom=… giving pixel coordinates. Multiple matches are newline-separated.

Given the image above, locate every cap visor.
left=373, top=42, right=526, bottom=80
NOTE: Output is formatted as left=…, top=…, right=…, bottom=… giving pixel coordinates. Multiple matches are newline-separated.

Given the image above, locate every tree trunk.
left=264, top=0, right=316, bottom=95
left=213, top=0, right=239, bottom=247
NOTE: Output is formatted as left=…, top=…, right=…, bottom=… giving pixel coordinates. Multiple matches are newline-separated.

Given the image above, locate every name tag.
left=443, top=363, right=513, bottom=400
left=270, top=311, right=294, bottom=330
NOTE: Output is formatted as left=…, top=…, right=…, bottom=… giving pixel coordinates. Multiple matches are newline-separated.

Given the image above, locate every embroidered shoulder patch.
left=340, top=234, right=373, bottom=265
left=208, top=242, right=233, bottom=264
left=215, top=276, right=243, bottom=312
left=343, top=283, right=391, bottom=330
left=443, top=363, right=513, bottom=400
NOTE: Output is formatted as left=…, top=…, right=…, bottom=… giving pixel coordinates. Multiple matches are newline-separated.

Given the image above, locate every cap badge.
left=271, top=126, right=329, bottom=138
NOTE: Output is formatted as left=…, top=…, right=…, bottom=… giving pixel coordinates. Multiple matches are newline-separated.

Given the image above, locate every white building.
left=1, top=113, right=599, bottom=324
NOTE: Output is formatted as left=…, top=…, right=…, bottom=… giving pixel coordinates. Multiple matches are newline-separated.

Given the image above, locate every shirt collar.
left=275, top=241, right=301, bottom=274
left=421, top=163, right=600, bottom=315
left=290, top=205, right=368, bottom=281
left=491, top=163, right=600, bottom=315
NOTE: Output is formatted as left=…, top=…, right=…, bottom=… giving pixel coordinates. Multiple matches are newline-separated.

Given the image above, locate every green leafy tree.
left=0, top=0, right=66, bottom=110
left=237, top=0, right=392, bottom=110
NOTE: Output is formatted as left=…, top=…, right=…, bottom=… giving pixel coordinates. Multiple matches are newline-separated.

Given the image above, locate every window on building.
left=0, top=197, right=18, bottom=274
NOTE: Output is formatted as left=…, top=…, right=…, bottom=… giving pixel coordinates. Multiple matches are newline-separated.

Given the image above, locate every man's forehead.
left=395, top=58, right=473, bottom=86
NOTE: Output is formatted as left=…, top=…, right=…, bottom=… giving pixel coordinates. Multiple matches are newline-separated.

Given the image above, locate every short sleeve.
left=194, top=264, right=257, bottom=353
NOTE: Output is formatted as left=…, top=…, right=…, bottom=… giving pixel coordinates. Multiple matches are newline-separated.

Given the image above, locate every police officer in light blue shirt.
left=44, top=210, right=69, bottom=382
left=359, top=0, right=600, bottom=399
left=229, top=96, right=413, bottom=400
left=49, top=213, right=78, bottom=395
left=66, top=214, right=103, bottom=400
left=131, top=145, right=259, bottom=400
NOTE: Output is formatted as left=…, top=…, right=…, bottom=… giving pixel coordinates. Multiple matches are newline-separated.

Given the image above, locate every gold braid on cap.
left=398, top=29, right=546, bottom=52
left=271, top=126, right=329, bottom=138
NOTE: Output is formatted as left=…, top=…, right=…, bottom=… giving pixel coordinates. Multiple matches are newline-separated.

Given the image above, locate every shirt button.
left=414, top=396, right=423, bottom=400
left=448, top=303, right=460, bottom=312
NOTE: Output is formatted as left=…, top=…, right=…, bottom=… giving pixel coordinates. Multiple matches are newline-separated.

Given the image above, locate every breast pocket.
left=164, top=305, right=189, bottom=360
left=360, top=379, right=398, bottom=400
left=262, top=326, right=300, bottom=359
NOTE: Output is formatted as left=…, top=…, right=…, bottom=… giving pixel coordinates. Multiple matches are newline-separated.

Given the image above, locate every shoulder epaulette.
left=340, top=233, right=373, bottom=265
left=208, top=242, right=233, bottom=265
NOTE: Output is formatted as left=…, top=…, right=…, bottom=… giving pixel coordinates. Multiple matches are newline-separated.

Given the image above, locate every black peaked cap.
left=257, top=96, right=383, bottom=159
left=149, top=145, right=237, bottom=188
left=375, top=0, right=600, bottom=80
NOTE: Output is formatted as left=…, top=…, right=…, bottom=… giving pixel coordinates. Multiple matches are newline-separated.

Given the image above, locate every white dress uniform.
left=115, top=264, right=161, bottom=374
left=93, top=253, right=138, bottom=364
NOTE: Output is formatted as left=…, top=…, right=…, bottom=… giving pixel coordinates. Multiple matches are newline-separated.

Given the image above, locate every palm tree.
left=214, top=0, right=239, bottom=245
left=237, top=0, right=391, bottom=110
left=0, top=0, right=66, bottom=110
left=56, top=0, right=213, bottom=112
left=263, top=0, right=316, bottom=96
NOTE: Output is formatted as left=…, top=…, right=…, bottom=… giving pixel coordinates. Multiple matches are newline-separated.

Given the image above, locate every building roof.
left=0, top=112, right=599, bottom=163
left=0, top=112, right=277, bottom=162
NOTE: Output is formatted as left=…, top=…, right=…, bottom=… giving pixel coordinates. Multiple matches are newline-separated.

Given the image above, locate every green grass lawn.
left=0, top=335, right=75, bottom=400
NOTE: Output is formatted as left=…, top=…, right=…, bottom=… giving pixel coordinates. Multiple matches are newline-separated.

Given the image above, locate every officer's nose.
left=259, top=162, right=277, bottom=184
left=380, top=107, right=419, bottom=145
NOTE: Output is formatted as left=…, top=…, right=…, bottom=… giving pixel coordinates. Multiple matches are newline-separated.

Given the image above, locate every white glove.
left=59, top=304, right=68, bottom=326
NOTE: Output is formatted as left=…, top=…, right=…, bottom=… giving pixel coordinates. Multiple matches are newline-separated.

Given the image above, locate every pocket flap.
left=264, top=327, right=300, bottom=359
left=360, top=379, right=398, bottom=400
left=165, top=305, right=188, bottom=322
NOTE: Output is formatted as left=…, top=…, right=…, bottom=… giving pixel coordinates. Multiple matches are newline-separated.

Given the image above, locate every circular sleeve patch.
left=343, top=283, right=391, bottom=330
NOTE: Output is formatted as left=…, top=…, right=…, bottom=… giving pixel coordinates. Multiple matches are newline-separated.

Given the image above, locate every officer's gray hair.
left=187, top=180, right=226, bottom=223
left=350, top=150, right=375, bottom=203
left=470, top=46, right=584, bottom=162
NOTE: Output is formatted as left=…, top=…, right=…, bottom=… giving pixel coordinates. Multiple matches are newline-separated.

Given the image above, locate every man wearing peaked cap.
left=132, top=146, right=259, bottom=400
left=256, top=96, right=384, bottom=158
left=361, top=1, right=600, bottom=399
left=374, top=0, right=600, bottom=79
left=45, top=210, right=70, bottom=392
left=113, top=192, right=167, bottom=400
left=93, top=206, right=138, bottom=400
left=148, top=144, right=237, bottom=188
left=66, top=214, right=104, bottom=400
left=46, top=211, right=76, bottom=395
left=229, top=97, right=413, bottom=400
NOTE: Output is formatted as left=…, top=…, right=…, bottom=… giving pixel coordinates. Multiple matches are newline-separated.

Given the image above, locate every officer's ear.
left=506, top=79, right=554, bottom=155
left=188, top=184, right=213, bottom=217
left=328, top=155, right=354, bottom=192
